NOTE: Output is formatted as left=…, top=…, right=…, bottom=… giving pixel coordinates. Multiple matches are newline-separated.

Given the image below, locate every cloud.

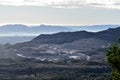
left=0, top=0, right=120, bottom=9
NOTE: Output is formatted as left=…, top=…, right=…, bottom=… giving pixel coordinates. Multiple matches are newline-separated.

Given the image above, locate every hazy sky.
left=0, top=0, right=120, bottom=26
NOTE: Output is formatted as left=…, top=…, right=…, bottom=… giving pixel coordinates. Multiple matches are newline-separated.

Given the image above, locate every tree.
left=106, top=38, right=120, bottom=80
left=118, top=38, right=120, bottom=43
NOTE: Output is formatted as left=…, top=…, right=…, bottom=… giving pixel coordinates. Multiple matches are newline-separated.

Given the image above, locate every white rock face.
left=69, top=56, right=80, bottom=59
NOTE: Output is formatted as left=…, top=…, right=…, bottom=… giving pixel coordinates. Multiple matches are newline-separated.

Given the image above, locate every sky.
left=0, top=0, right=120, bottom=26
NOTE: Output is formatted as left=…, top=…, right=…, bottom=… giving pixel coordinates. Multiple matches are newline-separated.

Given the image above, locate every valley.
left=0, top=26, right=120, bottom=79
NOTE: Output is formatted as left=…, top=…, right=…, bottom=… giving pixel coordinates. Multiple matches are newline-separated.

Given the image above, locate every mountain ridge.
left=0, top=24, right=119, bottom=44
left=12, top=26, right=120, bottom=50
left=0, top=24, right=72, bottom=34
left=0, top=24, right=119, bottom=34
left=31, top=27, right=120, bottom=44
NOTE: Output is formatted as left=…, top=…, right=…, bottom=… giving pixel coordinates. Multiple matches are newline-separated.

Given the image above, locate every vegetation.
left=106, top=38, right=120, bottom=80
left=0, top=43, right=111, bottom=80
left=0, top=58, right=111, bottom=80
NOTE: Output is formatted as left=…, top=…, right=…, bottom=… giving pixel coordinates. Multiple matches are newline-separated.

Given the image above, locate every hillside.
left=0, top=26, right=118, bottom=80
left=31, top=27, right=120, bottom=44
left=10, top=27, right=120, bottom=64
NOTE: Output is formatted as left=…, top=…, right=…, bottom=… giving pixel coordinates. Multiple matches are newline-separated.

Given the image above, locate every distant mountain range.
left=0, top=24, right=72, bottom=44
left=0, top=24, right=72, bottom=34
left=0, top=24, right=119, bottom=35
left=0, top=24, right=119, bottom=44
left=67, top=25, right=120, bottom=32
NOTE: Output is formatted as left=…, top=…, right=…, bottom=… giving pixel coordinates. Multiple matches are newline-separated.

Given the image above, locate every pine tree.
left=106, top=38, right=120, bottom=80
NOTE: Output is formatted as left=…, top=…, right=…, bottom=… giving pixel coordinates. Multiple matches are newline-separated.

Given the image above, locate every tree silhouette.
left=106, top=38, right=120, bottom=80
